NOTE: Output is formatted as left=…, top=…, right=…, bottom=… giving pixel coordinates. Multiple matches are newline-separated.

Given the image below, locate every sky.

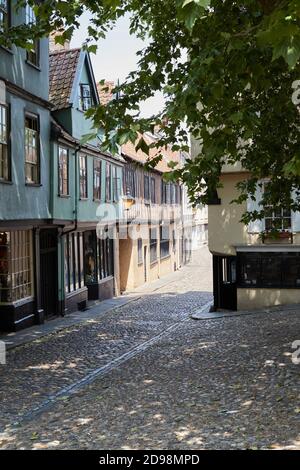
left=71, top=13, right=164, bottom=117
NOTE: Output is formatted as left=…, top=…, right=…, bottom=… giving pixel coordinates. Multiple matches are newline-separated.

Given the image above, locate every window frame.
left=144, top=174, right=150, bottom=203
left=149, top=227, right=157, bottom=264
left=79, top=154, right=88, bottom=199
left=93, top=158, right=101, bottom=201
left=105, top=162, right=112, bottom=202
left=0, top=103, right=11, bottom=182
left=237, top=252, right=300, bottom=289
left=58, top=146, right=69, bottom=197
left=0, top=230, right=34, bottom=304
left=25, top=3, right=40, bottom=68
left=24, top=112, right=40, bottom=185
left=137, top=238, right=143, bottom=265
left=0, top=0, right=10, bottom=33
left=123, top=165, right=136, bottom=197
left=160, top=224, right=170, bottom=259
left=150, top=176, right=156, bottom=204
left=79, top=84, right=93, bottom=111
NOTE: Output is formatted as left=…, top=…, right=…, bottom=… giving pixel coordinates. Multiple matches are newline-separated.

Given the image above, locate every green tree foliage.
left=3, top=0, right=300, bottom=222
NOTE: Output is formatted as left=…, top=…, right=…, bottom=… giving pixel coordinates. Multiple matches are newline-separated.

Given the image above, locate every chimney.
left=49, top=31, right=70, bottom=52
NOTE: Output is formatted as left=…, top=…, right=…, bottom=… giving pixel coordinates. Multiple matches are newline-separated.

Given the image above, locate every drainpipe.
left=58, top=144, right=81, bottom=316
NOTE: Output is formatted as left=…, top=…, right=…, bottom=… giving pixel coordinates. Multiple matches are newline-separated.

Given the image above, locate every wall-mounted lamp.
left=122, top=191, right=135, bottom=211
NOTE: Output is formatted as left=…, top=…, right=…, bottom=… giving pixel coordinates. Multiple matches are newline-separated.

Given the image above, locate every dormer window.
left=0, top=0, right=9, bottom=32
left=79, top=84, right=93, bottom=111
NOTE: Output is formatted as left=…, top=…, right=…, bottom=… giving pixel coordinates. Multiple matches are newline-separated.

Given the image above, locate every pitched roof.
left=97, top=81, right=115, bottom=106
left=122, top=133, right=182, bottom=174
left=49, top=48, right=82, bottom=110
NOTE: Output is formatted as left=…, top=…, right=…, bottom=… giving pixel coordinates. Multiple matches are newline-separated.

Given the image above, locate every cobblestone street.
left=0, top=247, right=299, bottom=450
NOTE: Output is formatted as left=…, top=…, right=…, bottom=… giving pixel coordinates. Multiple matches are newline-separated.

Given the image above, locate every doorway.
left=213, top=255, right=237, bottom=310
left=144, top=246, right=147, bottom=283
left=40, top=229, right=58, bottom=318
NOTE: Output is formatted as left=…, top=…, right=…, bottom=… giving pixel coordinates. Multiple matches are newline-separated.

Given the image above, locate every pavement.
left=0, top=245, right=299, bottom=450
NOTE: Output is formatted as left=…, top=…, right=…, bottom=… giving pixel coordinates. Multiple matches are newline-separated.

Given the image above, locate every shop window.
left=238, top=252, right=300, bottom=288
left=65, top=233, right=84, bottom=293
left=0, top=230, right=33, bottom=303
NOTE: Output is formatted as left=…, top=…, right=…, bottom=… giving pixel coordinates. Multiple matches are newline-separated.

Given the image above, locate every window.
left=238, top=252, right=300, bottom=288
left=161, top=181, right=170, bottom=204
left=65, top=232, right=84, bottom=293
left=149, top=228, right=157, bottom=264
left=79, top=84, right=93, bottom=111
left=25, top=114, right=39, bottom=184
left=58, top=146, right=69, bottom=196
left=0, top=104, right=9, bottom=181
left=123, top=165, right=136, bottom=197
left=144, top=174, right=150, bottom=202
left=137, top=238, right=143, bottom=265
left=150, top=177, right=156, bottom=204
left=93, top=158, right=101, bottom=201
left=263, top=182, right=291, bottom=231
left=79, top=155, right=87, bottom=198
left=105, top=162, right=111, bottom=202
left=0, top=230, right=33, bottom=303
left=0, top=0, right=9, bottom=32
left=98, top=234, right=114, bottom=280
left=160, top=224, right=170, bottom=258
left=113, top=166, right=120, bottom=202
left=25, top=4, right=39, bottom=66
left=265, top=207, right=291, bottom=231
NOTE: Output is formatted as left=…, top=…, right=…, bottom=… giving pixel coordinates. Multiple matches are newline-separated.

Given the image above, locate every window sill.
left=93, top=198, right=101, bottom=203
left=58, top=194, right=70, bottom=198
left=25, top=182, right=42, bottom=187
left=0, top=179, right=13, bottom=185
left=25, top=60, right=41, bottom=71
left=79, top=197, right=88, bottom=201
left=150, top=259, right=158, bottom=266
left=160, top=254, right=171, bottom=261
left=0, top=45, right=13, bottom=55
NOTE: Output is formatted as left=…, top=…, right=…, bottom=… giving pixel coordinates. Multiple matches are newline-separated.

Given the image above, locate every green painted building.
left=0, top=1, right=52, bottom=331
left=49, top=47, right=124, bottom=317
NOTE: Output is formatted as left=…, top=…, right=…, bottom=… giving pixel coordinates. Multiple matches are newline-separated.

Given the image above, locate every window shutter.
left=291, top=190, right=300, bottom=232
left=247, top=185, right=264, bottom=233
